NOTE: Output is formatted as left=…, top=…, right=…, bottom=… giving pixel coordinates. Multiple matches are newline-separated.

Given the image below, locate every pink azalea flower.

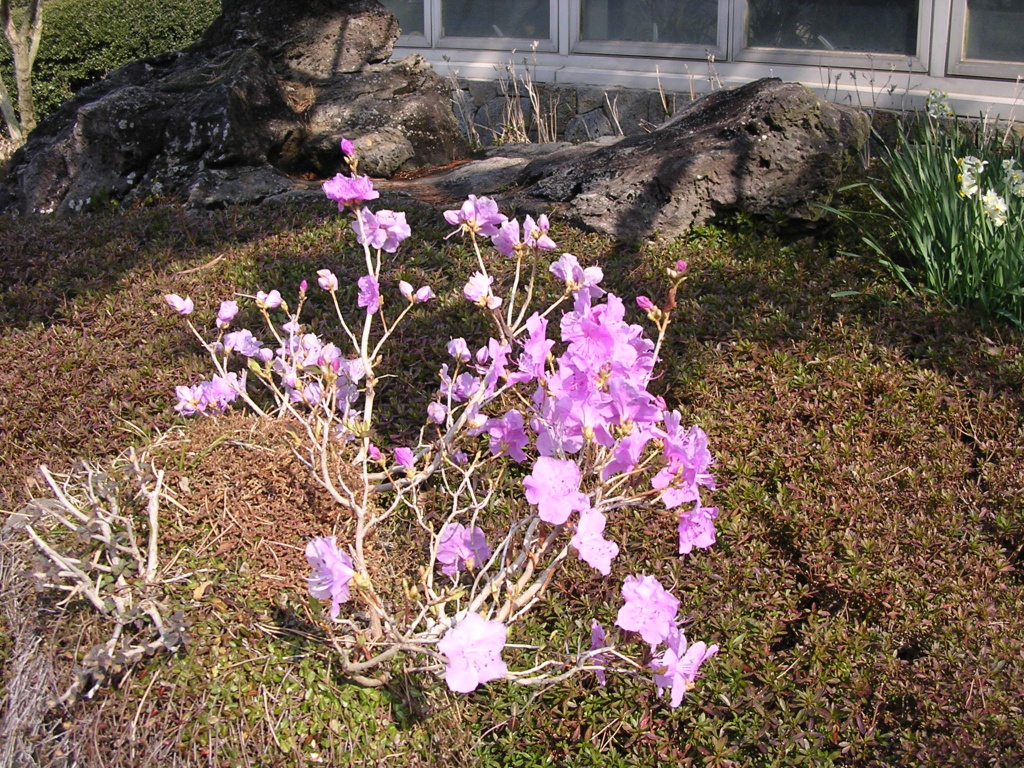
left=340, top=137, right=356, bottom=157
left=549, top=253, right=604, bottom=299
left=514, top=313, right=554, bottom=381
left=523, top=214, right=556, bottom=251
left=491, top=218, right=522, bottom=257
left=678, top=506, right=719, bottom=555
left=651, top=627, right=718, bottom=707
left=400, top=281, right=434, bottom=303
left=317, top=269, right=339, bottom=292
left=570, top=508, right=619, bottom=575
left=652, top=418, right=715, bottom=509
left=174, top=384, right=206, bottom=416
left=464, top=272, right=502, bottom=310
left=615, top=575, right=679, bottom=646
left=306, top=536, right=356, bottom=620
left=164, top=293, right=194, bottom=315
left=357, top=275, right=381, bottom=314
left=636, top=295, right=655, bottom=312
left=353, top=208, right=411, bottom=253
left=427, top=401, right=447, bottom=424
left=447, top=338, right=471, bottom=362
left=322, top=173, right=379, bottom=210
left=394, top=447, right=415, bottom=471
left=443, top=195, right=507, bottom=238
left=601, top=428, right=653, bottom=480
left=523, top=456, right=590, bottom=525
left=486, top=409, right=530, bottom=462
left=435, top=523, right=492, bottom=576
left=437, top=612, right=508, bottom=693
left=201, top=371, right=246, bottom=413
left=216, top=300, right=238, bottom=328
left=256, top=290, right=282, bottom=309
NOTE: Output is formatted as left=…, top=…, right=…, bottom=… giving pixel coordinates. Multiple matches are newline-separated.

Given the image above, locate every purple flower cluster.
left=169, top=161, right=721, bottom=703
left=353, top=208, right=411, bottom=254
left=322, top=173, right=379, bottom=210
left=174, top=372, right=246, bottom=416
left=443, top=195, right=507, bottom=238
left=491, top=214, right=557, bottom=258
left=426, top=195, right=720, bottom=584
left=170, top=274, right=386, bottom=428
left=437, top=612, right=508, bottom=693
left=616, top=574, right=718, bottom=706
left=435, top=523, right=492, bottom=576
left=306, top=536, right=356, bottom=620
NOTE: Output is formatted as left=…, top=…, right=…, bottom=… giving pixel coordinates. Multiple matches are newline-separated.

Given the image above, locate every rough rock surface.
left=513, top=79, right=870, bottom=240
left=278, top=54, right=466, bottom=179
left=0, top=0, right=468, bottom=215
left=203, top=0, right=399, bottom=77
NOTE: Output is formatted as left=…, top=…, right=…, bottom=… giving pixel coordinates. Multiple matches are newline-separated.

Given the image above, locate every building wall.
left=386, top=0, right=1024, bottom=121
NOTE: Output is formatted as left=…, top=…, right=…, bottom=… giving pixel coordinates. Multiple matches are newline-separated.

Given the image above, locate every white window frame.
left=568, top=0, right=730, bottom=61
left=389, top=0, right=432, bottom=47
left=946, top=0, right=1024, bottom=79
left=433, top=0, right=560, bottom=53
left=732, top=0, right=932, bottom=72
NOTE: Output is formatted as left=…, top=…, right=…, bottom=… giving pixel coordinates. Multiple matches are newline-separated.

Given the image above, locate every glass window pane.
left=442, top=0, right=550, bottom=39
left=380, top=0, right=425, bottom=37
left=580, top=0, right=718, bottom=45
left=964, top=0, right=1024, bottom=63
left=746, top=0, right=918, bottom=55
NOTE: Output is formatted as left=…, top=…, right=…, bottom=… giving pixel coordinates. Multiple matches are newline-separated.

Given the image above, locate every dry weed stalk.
left=443, top=58, right=483, bottom=150
left=495, top=43, right=559, bottom=144
left=604, top=92, right=624, bottom=137
left=10, top=450, right=186, bottom=705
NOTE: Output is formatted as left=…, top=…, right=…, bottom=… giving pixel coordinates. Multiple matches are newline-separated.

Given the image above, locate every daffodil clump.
left=845, top=92, right=1024, bottom=326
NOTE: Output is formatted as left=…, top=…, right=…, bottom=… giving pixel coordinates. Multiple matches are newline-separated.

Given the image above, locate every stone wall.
left=450, top=78, right=696, bottom=146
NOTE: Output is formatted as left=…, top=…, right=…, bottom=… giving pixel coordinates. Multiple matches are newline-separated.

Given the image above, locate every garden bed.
left=1, top=188, right=1022, bottom=767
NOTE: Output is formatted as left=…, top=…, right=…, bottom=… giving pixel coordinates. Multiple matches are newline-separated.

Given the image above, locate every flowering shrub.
left=165, top=139, right=719, bottom=703
left=839, top=98, right=1024, bottom=326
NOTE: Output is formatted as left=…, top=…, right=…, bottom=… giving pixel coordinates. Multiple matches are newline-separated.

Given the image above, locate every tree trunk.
left=1, top=0, right=44, bottom=143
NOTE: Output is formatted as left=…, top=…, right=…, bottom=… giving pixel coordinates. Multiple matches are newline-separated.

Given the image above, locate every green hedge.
left=2, top=0, right=220, bottom=125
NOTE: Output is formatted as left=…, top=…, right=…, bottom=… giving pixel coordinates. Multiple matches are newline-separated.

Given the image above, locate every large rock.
left=203, top=0, right=398, bottom=77
left=277, top=53, right=467, bottom=179
left=0, top=0, right=468, bottom=215
left=516, top=78, right=869, bottom=240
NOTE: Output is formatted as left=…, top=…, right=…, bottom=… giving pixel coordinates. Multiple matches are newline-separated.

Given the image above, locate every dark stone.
left=201, top=0, right=398, bottom=78
left=517, top=78, right=870, bottom=240
left=0, top=0, right=468, bottom=216
left=293, top=54, right=467, bottom=176
left=563, top=109, right=614, bottom=143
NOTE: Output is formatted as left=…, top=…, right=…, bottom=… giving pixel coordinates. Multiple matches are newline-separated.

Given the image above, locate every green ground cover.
left=1, top=189, right=1022, bottom=767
